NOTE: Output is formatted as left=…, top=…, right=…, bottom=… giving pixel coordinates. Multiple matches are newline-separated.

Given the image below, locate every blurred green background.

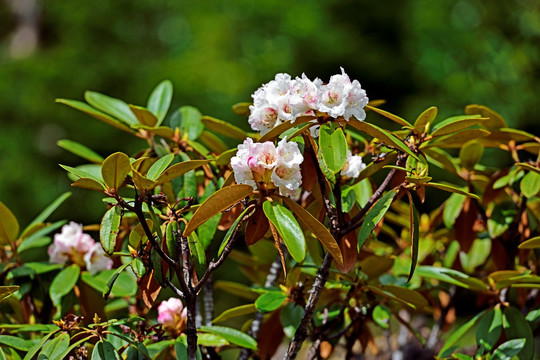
left=1, top=0, right=539, bottom=226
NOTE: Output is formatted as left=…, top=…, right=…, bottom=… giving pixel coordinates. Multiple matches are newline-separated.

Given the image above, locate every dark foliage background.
left=1, top=0, right=539, bottom=225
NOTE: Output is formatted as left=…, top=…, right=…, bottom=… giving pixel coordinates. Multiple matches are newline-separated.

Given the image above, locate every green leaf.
left=416, top=266, right=488, bottom=291
left=56, top=99, right=133, bottom=133
left=263, top=201, right=306, bottom=263
left=198, top=326, right=257, bottom=350
left=357, top=190, right=397, bottom=251
left=146, top=153, right=174, bottom=180
left=100, top=206, right=122, bottom=254
left=258, top=116, right=315, bottom=142
left=85, top=91, right=138, bottom=126
left=0, top=335, right=35, bottom=351
left=366, top=105, right=412, bottom=127
left=413, top=106, right=437, bottom=135
left=465, top=104, right=507, bottom=129
left=23, top=331, right=57, bottom=360
left=213, top=304, right=257, bottom=323
left=518, top=236, right=540, bottom=249
left=476, top=306, right=503, bottom=352
left=459, top=141, right=484, bottom=169
left=81, top=270, right=137, bottom=298
left=184, top=184, right=253, bottom=236
left=438, top=311, right=486, bottom=358
left=50, top=264, right=80, bottom=306
left=72, top=178, right=106, bottom=192
left=319, top=123, right=347, bottom=174
left=103, top=262, right=133, bottom=299
left=443, top=193, right=466, bottom=228
left=147, top=80, right=173, bottom=126
left=26, top=192, right=71, bottom=232
left=217, top=207, right=253, bottom=257
left=367, top=285, right=429, bottom=310
left=38, top=332, right=70, bottom=360
left=347, top=119, right=419, bottom=160
left=129, top=105, right=158, bottom=127
left=516, top=163, right=540, bottom=175
left=425, top=129, right=490, bottom=148
left=0, top=286, right=19, bottom=302
left=282, top=197, right=343, bottom=266
left=101, top=152, right=131, bottom=190
left=502, top=306, right=534, bottom=360
left=0, top=201, right=19, bottom=244
left=431, top=118, right=486, bottom=138
left=189, top=231, right=206, bottom=275
left=255, top=291, right=288, bottom=313
left=521, top=171, right=540, bottom=198
left=57, top=140, right=104, bottom=163
left=425, top=182, right=479, bottom=199
left=372, top=305, right=391, bottom=329
left=407, top=194, right=420, bottom=282
left=173, top=106, right=204, bottom=141
left=155, top=160, right=210, bottom=186
left=92, top=340, right=121, bottom=360
left=492, top=339, right=526, bottom=360
left=459, top=238, right=491, bottom=273
left=60, top=164, right=105, bottom=185
left=201, top=116, right=248, bottom=140
left=197, top=333, right=229, bottom=347
left=232, top=102, right=251, bottom=116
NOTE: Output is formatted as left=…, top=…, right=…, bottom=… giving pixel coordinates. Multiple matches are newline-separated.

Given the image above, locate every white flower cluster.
left=248, top=68, right=368, bottom=135
left=48, top=222, right=113, bottom=274
left=341, top=150, right=366, bottom=180
left=231, top=137, right=303, bottom=197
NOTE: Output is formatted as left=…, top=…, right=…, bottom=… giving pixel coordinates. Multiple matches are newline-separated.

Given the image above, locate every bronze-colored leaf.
left=245, top=207, right=270, bottom=246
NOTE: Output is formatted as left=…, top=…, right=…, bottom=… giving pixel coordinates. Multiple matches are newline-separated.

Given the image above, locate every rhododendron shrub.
left=0, top=70, right=539, bottom=360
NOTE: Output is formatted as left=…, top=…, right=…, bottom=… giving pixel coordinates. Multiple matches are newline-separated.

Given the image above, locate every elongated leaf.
left=56, top=99, right=133, bottom=133
left=184, top=184, right=253, bottom=236
left=357, top=190, right=397, bottom=251
left=258, top=116, right=315, bottom=142
left=218, top=206, right=253, bottom=256
left=129, top=105, right=158, bottom=127
left=413, top=106, right=437, bottom=135
left=60, top=164, right=105, bottom=185
left=39, top=332, right=70, bottom=360
left=50, top=264, right=80, bottom=305
left=71, top=178, right=106, bottom=192
left=406, top=192, right=420, bottom=282
left=503, top=307, right=534, bottom=360
left=282, top=197, right=343, bottom=265
left=518, top=236, right=540, bottom=249
left=416, top=266, right=488, bottom=291
left=201, top=116, right=248, bottom=140
left=0, top=201, right=19, bottom=244
left=424, top=129, right=490, bottom=148
left=198, top=326, right=257, bottom=350
left=347, top=119, right=419, bottom=160
left=198, top=130, right=229, bottom=154
left=255, top=291, right=288, bottom=312
left=147, top=80, right=173, bottom=125
left=100, top=206, right=122, bottom=254
left=132, top=169, right=156, bottom=191
left=459, top=141, right=484, bottom=169
left=366, top=285, right=428, bottom=310
left=23, top=330, right=57, bottom=360
left=365, top=105, right=411, bottom=127
left=476, top=306, right=503, bottom=352
left=521, top=171, right=540, bottom=198
left=319, top=123, right=347, bottom=174
left=438, top=311, right=486, bottom=358
left=0, top=335, right=35, bottom=351
left=213, top=304, right=257, bottom=323
left=425, top=182, right=479, bottom=199
left=155, top=160, right=210, bottom=186
left=131, top=125, right=175, bottom=139
left=26, top=192, right=71, bottom=232
left=176, top=106, right=204, bottom=141
left=57, top=140, right=104, bottom=163
left=431, top=118, right=486, bottom=138
left=146, top=153, right=174, bottom=180
left=516, top=163, right=540, bottom=175
left=423, top=148, right=460, bottom=174
left=0, top=286, right=19, bottom=302
left=465, top=104, right=506, bottom=129
left=92, top=340, right=121, bottom=360
left=85, top=91, right=138, bottom=126
left=103, top=262, right=132, bottom=299
left=263, top=201, right=306, bottom=263
left=232, top=102, right=251, bottom=116
left=443, top=193, right=466, bottom=228
left=101, top=152, right=131, bottom=190
left=492, top=339, right=527, bottom=360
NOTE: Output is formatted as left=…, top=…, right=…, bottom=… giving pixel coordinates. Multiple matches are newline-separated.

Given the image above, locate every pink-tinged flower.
left=341, top=150, right=366, bottom=180
left=289, top=74, right=321, bottom=117
left=231, top=137, right=303, bottom=197
left=157, top=298, right=188, bottom=332
left=317, top=67, right=368, bottom=121
left=248, top=104, right=279, bottom=135
left=84, top=243, right=113, bottom=275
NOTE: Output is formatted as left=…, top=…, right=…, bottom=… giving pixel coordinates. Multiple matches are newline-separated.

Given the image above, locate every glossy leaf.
left=518, top=236, right=540, bottom=249
left=0, top=286, right=19, bottom=302
left=502, top=306, right=533, bottom=360
left=146, top=153, right=174, bottom=180
left=100, top=205, right=122, bottom=254
left=92, top=340, right=121, bottom=360
left=319, top=123, right=347, bottom=174
left=201, top=116, right=248, bottom=140
left=60, top=164, right=105, bottom=185
left=101, top=152, right=131, bottom=190
left=57, top=140, right=104, bottom=163
left=258, top=116, right=315, bottom=142
left=38, top=332, right=70, bottom=360
left=213, top=304, right=257, bottom=323
left=438, top=311, right=486, bottom=358
left=407, top=192, right=420, bottom=282
left=282, top=197, right=343, bottom=265
left=174, top=106, right=204, bottom=141
left=0, top=335, right=35, bottom=351
left=365, top=105, right=411, bottom=127
left=476, top=306, right=503, bottom=352
left=255, top=291, right=288, bottom=313
left=431, top=118, right=486, bottom=138
left=459, top=141, right=484, bottom=169
left=184, top=184, right=253, bottom=236
left=218, top=206, right=253, bottom=256
left=367, top=285, right=428, bottom=310
left=465, top=104, right=506, bottom=129
left=147, top=80, right=173, bottom=125
left=492, top=339, right=527, bottom=360
left=85, top=91, right=138, bottom=126
left=424, top=129, right=490, bottom=148
left=413, top=106, right=437, bottom=135
left=56, top=99, right=133, bottom=133
left=81, top=270, right=137, bottom=298
left=129, top=105, right=158, bottom=127
left=372, top=305, right=391, bottom=329
left=416, top=266, right=488, bottom=291
left=424, top=182, right=479, bottom=199
left=0, top=201, right=19, bottom=244
left=155, top=160, right=210, bottom=186
left=50, top=264, right=80, bottom=305
left=103, top=262, right=132, bottom=299
left=443, top=193, right=466, bottom=228
left=516, top=163, right=540, bottom=175
left=199, top=326, right=257, bottom=350
left=263, top=201, right=306, bottom=263
left=132, top=169, right=156, bottom=191
left=71, top=177, right=106, bottom=192
left=357, top=190, right=397, bottom=251
left=521, top=171, right=540, bottom=198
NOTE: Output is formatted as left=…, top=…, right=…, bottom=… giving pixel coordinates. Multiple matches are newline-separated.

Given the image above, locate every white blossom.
left=341, top=150, right=366, bottom=179
left=84, top=243, right=113, bottom=275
